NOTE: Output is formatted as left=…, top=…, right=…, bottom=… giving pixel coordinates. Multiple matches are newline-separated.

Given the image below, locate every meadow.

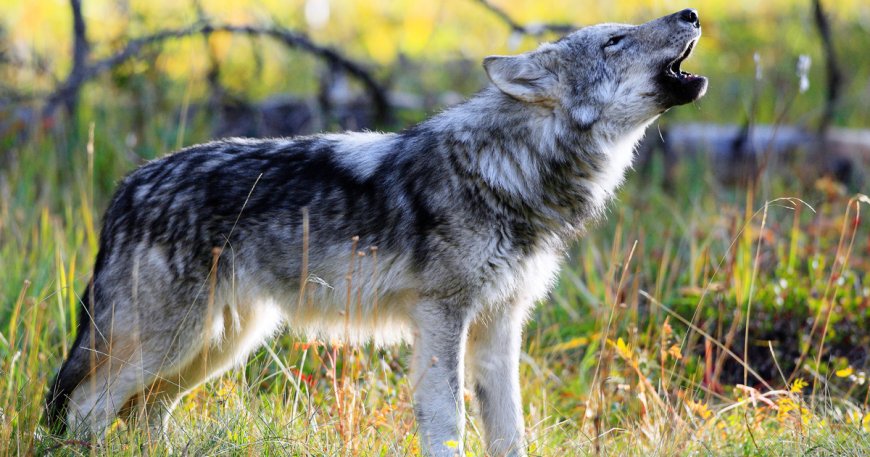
left=3, top=115, right=868, bottom=456
left=2, top=0, right=870, bottom=455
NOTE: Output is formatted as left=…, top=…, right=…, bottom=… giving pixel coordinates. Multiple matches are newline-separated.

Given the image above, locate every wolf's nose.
left=679, top=9, right=700, bottom=28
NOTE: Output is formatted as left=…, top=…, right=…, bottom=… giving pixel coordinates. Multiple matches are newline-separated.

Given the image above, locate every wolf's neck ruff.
left=427, top=87, right=649, bottom=245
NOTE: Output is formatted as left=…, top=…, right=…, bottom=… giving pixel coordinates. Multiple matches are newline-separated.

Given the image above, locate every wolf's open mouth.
left=655, top=36, right=707, bottom=106
left=663, top=39, right=701, bottom=81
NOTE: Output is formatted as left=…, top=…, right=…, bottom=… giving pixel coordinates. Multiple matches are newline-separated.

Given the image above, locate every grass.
left=1, top=102, right=869, bottom=456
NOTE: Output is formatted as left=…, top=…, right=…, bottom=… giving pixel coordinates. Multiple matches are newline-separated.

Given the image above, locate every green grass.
left=1, top=104, right=869, bottom=456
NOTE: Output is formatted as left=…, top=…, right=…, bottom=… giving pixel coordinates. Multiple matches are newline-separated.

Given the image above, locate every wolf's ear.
left=483, top=53, right=558, bottom=103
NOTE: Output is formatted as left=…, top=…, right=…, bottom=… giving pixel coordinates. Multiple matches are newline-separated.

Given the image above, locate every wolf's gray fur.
left=46, top=9, right=706, bottom=456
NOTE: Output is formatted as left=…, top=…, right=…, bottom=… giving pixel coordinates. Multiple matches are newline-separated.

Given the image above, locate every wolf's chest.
left=477, top=244, right=565, bottom=309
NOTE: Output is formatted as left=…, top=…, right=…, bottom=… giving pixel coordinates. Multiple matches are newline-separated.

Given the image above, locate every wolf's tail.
left=44, top=285, right=95, bottom=435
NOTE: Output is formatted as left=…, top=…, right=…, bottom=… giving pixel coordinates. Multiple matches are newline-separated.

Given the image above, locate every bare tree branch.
left=43, top=21, right=392, bottom=124
left=64, top=0, right=90, bottom=116
left=193, top=1, right=224, bottom=111
left=812, top=0, right=843, bottom=135
left=472, top=0, right=575, bottom=37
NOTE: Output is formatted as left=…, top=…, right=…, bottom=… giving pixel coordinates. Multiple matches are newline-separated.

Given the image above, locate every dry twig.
left=472, top=0, right=575, bottom=37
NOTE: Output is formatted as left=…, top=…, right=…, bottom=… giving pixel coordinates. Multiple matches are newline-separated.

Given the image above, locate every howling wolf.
left=46, top=9, right=706, bottom=456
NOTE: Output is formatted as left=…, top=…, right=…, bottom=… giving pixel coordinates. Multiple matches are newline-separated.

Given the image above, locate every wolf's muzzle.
left=655, top=9, right=707, bottom=107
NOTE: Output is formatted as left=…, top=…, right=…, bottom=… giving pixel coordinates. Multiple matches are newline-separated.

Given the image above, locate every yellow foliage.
left=667, top=344, right=683, bottom=361
left=685, top=398, right=713, bottom=420
left=400, top=2, right=438, bottom=56
left=363, top=25, right=397, bottom=65
left=845, top=410, right=870, bottom=432
left=607, top=337, right=633, bottom=361
left=835, top=367, right=853, bottom=378
left=405, top=434, right=420, bottom=454
left=549, top=336, right=589, bottom=353
left=216, top=378, right=237, bottom=397
left=790, top=378, right=808, bottom=393
left=776, top=397, right=796, bottom=421
left=662, top=319, right=673, bottom=337
left=776, top=396, right=814, bottom=426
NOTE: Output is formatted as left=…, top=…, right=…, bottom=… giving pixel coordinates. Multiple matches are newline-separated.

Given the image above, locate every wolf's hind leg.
left=63, top=293, right=209, bottom=437
left=63, top=327, right=159, bottom=437
left=122, top=302, right=284, bottom=436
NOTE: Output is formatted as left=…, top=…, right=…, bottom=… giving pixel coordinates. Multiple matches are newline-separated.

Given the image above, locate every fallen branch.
left=637, top=122, right=869, bottom=186
left=43, top=22, right=391, bottom=124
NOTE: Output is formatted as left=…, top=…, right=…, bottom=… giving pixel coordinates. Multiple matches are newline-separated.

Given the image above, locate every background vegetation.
left=1, top=0, right=869, bottom=455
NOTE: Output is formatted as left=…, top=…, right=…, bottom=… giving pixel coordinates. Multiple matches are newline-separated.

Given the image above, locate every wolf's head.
left=484, top=9, right=707, bottom=130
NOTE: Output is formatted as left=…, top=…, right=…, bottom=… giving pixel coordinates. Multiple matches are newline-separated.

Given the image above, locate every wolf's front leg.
left=410, top=301, right=470, bottom=456
left=467, top=305, right=527, bottom=457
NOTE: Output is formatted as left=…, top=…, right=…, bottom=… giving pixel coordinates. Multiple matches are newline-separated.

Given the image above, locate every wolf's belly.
left=208, top=251, right=420, bottom=347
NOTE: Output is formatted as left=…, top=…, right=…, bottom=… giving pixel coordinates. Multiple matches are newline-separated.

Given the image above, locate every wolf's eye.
left=604, top=35, right=625, bottom=48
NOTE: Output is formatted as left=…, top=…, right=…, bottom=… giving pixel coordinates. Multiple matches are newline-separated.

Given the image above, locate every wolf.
left=45, top=9, right=706, bottom=456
